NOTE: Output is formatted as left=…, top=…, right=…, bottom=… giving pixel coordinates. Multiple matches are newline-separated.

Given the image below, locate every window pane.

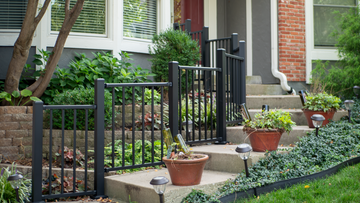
left=314, top=6, right=350, bottom=46
left=51, top=0, right=106, bottom=35
left=123, top=0, right=157, bottom=40
left=0, top=0, right=27, bottom=29
left=314, top=0, right=356, bottom=6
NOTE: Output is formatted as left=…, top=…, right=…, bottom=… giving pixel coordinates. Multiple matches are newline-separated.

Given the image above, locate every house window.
left=0, top=0, right=27, bottom=29
left=123, top=0, right=157, bottom=40
left=313, top=0, right=356, bottom=47
left=51, top=0, right=106, bottom=35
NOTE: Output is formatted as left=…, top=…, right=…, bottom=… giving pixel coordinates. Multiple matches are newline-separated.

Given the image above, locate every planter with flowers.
left=302, top=92, right=341, bottom=128
left=243, top=110, right=296, bottom=152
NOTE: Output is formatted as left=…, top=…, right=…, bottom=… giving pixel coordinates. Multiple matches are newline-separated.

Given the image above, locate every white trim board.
left=246, top=0, right=253, bottom=76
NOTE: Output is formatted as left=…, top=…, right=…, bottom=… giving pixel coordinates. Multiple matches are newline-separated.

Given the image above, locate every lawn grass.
left=236, top=162, right=360, bottom=203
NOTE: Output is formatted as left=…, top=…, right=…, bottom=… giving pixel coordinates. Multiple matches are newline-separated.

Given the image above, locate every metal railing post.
left=230, top=33, right=239, bottom=55
left=93, top=78, right=107, bottom=198
left=239, top=41, right=246, bottom=105
left=184, top=19, right=191, bottom=33
left=173, top=22, right=179, bottom=30
left=32, top=101, right=45, bottom=203
left=202, top=27, right=212, bottom=91
left=216, top=49, right=227, bottom=144
left=168, top=62, right=179, bottom=138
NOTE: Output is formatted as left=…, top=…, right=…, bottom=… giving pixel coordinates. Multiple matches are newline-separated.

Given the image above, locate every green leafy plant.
left=144, top=88, right=161, bottom=105
left=100, top=139, right=166, bottom=173
left=0, top=163, right=31, bottom=203
left=181, top=189, right=221, bottom=203
left=40, top=51, right=154, bottom=105
left=243, top=110, right=296, bottom=134
left=303, top=92, right=341, bottom=112
left=0, top=89, right=41, bottom=106
left=311, top=7, right=360, bottom=98
left=46, top=87, right=114, bottom=130
left=149, top=28, right=200, bottom=90
left=135, top=113, right=166, bottom=131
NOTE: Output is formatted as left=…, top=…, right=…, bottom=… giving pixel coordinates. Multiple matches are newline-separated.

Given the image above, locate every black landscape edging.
left=217, top=156, right=360, bottom=202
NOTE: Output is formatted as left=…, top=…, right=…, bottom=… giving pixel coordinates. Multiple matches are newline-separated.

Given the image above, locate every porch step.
left=246, top=84, right=285, bottom=95
left=246, top=76, right=262, bottom=84
left=248, top=109, right=347, bottom=126
left=105, top=169, right=235, bottom=203
left=227, top=125, right=313, bottom=145
left=246, top=95, right=303, bottom=109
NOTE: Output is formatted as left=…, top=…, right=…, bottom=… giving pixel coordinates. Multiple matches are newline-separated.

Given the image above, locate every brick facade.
left=278, top=0, right=306, bottom=82
left=0, top=106, right=33, bottom=161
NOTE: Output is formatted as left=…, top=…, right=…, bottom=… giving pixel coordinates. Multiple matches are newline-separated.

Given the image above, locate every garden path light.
left=311, top=114, right=325, bottom=136
left=235, top=143, right=252, bottom=177
left=344, top=100, right=354, bottom=123
left=7, top=173, right=23, bottom=202
left=150, top=176, right=169, bottom=203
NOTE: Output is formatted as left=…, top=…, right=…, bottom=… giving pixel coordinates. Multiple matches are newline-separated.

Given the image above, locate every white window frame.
left=120, top=0, right=171, bottom=54
left=305, top=0, right=357, bottom=83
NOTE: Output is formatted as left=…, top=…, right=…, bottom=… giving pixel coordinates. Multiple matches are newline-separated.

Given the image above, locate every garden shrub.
left=39, top=51, right=154, bottom=105
left=46, top=87, right=113, bottom=130
left=311, top=7, right=360, bottom=98
left=149, top=28, right=200, bottom=90
left=303, top=92, right=341, bottom=112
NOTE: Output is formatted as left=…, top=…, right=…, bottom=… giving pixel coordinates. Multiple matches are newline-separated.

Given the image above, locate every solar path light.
left=150, top=176, right=169, bottom=203
left=354, top=86, right=360, bottom=98
left=7, top=173, right=23, bottom=202
left=182, top=120, right=193, bottom=141
left=344, top=100, right=354, bottom=123
left=235, top=143, right=252, bottom=177
left=311, top=114, right=325, bottom=136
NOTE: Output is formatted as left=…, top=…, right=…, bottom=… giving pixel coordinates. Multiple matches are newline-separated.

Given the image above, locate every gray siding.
left=0, top=46, right=36, bottom=80
left=252, top=0, right=277, bottom=84
left=217, top=0, right=246, bottom=40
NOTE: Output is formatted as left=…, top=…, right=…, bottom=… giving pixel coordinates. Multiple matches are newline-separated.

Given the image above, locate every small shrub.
left=42, top=174, right=87, bottom=195
left=46, top=87, right=113, bottom=130
left=149, top=28, right=200, bottom=90
left=55, top=146, right=85, bottom=168
left=303, top=92, right=341, bottom=112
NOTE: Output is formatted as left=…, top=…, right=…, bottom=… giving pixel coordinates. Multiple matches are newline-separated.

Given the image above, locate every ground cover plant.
left=182, top=102, right=360, bottom=202
left=239, top=162, right=360, bottom=202
left=0, top=163, right=31, bottom=203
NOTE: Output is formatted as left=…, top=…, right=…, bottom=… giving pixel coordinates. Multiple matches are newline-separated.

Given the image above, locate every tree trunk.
left=3, top=0, right=85, bottom=106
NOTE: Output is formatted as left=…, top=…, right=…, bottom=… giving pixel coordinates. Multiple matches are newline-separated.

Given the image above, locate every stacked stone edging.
left=0, top=106, right=33, bottom=160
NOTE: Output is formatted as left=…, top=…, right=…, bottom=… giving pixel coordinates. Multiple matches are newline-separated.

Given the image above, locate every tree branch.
left=65, top=0, right=70, bottom=16
left=34, top=0, right=51, bottom=24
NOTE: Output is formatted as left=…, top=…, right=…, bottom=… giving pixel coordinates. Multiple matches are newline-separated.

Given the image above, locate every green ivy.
left=243, top=110, right=296, bottom=134
left=303, top=92, right=341, bottom=112
left=181, top=189, right=221, bottom=203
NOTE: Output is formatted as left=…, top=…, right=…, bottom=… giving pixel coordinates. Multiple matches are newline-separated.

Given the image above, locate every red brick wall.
left=278, top=0, right=306, bottom=82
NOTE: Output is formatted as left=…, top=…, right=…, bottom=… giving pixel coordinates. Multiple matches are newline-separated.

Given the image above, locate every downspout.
left=270, top=0, right=296, bottom=95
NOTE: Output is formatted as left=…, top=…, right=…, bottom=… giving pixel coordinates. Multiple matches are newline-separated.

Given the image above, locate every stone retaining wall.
left=0, top=106, right=33, bottom=161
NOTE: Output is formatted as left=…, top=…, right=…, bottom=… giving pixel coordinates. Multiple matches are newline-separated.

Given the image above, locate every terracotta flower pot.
left=246, top=129, right=284, bottom=152
left=302, top=109, right=336, bottom=128
left=162, top=154, right=209, bottom=186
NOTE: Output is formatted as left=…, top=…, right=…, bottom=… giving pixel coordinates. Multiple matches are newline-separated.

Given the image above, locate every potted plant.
left=243, top=110, right=296, bottom=152
left=162, top=129, right=208, bottom=186
left=302, top=92, right=341, bottom=128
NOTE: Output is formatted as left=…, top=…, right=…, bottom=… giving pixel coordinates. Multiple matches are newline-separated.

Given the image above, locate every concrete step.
left=246, top=95, right=303, bottom=109
left=246, top=76, right=262, bottom=84
left=105, top=168, right=235, bottom=203
left=227, top=125, right=313, bottom=145
left=248, top=109, right=347, bottom=126
left=247, top=84, right=285, bottom=95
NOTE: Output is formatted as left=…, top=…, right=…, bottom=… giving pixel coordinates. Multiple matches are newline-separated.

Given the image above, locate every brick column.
left=0, top=106, right=33, bottom=160
left=278, top=0, right=306, bottom=82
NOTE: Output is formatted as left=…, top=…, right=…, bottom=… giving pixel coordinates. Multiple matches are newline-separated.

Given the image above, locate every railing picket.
left=73, top=109, right=76, bottom=193
left=85, top=109, right=88, bottom=192
left=185, top=69, right=189, bottom=141
left=122, top=87, right=125, bottom=167
left=61, top=109, right=65, bottom=194
left=48, top=109, right=53, bottom=195
left=112, top=87, right=115, bottom=168
left=192, top=70, right=195, bottom=141
left=179, top=68, right=182, bottom=135
left=160, top=86, right=164, bottom=158
left=204, top=70, right=207, bottom=140
left=151, top=87, right=155, bottom=163
left=132, top=87, right=135, bottom=166
left=142, top=87, right=145, bottom=165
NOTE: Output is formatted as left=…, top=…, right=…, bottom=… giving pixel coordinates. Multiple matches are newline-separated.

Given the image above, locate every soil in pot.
left=302, top=109, right=336, bottom=128
left=247, top=129, right=284, bottom=152
left=162, top=154, right=209, bottom=186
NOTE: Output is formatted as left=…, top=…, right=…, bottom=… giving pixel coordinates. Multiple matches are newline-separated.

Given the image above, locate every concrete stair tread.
left=246, top=84, right=284, bottom=95
left=105, top=168, right=235, bottom=203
